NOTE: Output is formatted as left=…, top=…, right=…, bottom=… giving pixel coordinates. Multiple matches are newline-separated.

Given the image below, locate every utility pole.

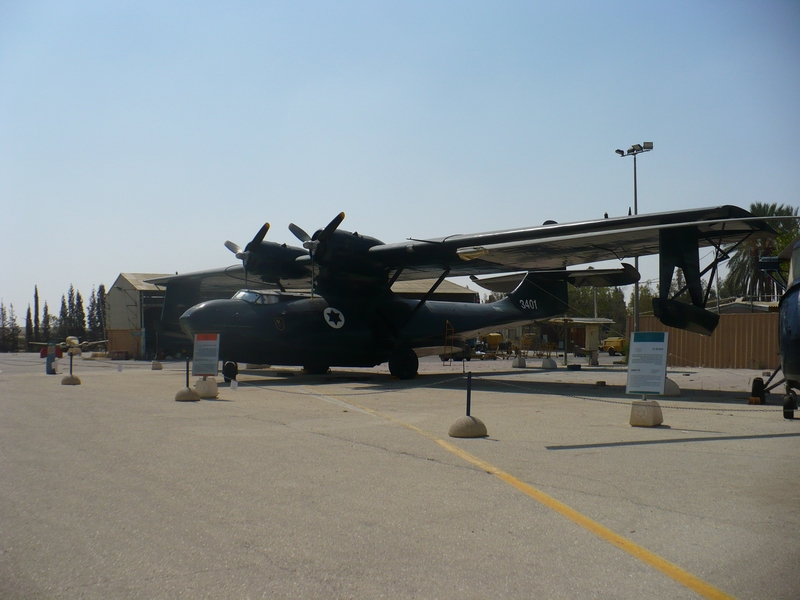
left=615, top=142, right=653, bottom=332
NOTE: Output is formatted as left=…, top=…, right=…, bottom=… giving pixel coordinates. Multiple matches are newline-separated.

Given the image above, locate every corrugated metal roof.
left=118, top=273, right=169, bottom=292
left=391, top=279, right=475, bottom=295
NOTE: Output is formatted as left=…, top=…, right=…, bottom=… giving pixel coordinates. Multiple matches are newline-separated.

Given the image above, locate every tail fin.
left=505, top=272, right=569, bottom=319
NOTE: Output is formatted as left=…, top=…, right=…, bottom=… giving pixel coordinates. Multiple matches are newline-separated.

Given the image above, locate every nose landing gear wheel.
left=222, top=361, right=238, bottom=383
left=389, top=349, right=418, bottom=380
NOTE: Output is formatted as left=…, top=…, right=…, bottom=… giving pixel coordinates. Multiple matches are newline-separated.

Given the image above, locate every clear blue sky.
left=2, top=1, right=799, bottom=321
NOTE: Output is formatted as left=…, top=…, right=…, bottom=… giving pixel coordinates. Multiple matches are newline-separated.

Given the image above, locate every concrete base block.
left=448, top=415, right=488, bottom=438
left=175, top=387, right=201, bottom=402
left=195, top=378, right=219, bottom=399
left=663, top=378, right=681, bottom=396
left=541, top=358, right=558, bottom=370
left=512, top=356, right=526, bottom=368
left=630, top=400, right=664, bottom=427
left=151, top=360, right=163, bottom=370
left=61, top=375, right=81, bottom=386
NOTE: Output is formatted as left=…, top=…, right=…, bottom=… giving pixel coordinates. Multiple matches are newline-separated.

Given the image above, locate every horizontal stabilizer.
left=567, top=263, right=640, bottom=288
left=652, top=298, right=720, bottom=336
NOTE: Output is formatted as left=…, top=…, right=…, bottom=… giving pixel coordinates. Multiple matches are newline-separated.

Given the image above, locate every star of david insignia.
left=324, top=308, right=345, bottom=329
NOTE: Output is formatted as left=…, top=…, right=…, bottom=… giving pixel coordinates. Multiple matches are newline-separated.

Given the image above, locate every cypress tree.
left=34, top=286, right=40, bottom=342
left=87, top=288, right=98, bottom=341
left=59, top=295, right=68, bottom=339
left=0, top=301, right=6, bottom=351
left=97, top=284, right=107, bottom=338
left=25, top=305, right=33, bottom=347
left=67, top=285, right=76, bottom=336
left=75, top=291, right=86, bottom=339
left=8, top=305, right=20, bottom=352
left=42, top=302, right=51, bottom=342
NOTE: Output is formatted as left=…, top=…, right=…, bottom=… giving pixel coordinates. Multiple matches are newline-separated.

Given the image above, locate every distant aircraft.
left=756, top=235, right=800, bottom=419
left=148, top=206, right=775, bottom=380
left=33, top=336, right=108, bottom=357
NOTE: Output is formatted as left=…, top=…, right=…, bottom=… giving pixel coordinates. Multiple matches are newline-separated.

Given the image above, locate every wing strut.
left=387, top=268, right=404, bottom=288
left=411, top=269, right=450, bottom=315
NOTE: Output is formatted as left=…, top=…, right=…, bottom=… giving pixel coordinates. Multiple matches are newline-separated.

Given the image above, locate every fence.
left=629, top=313, right=779, bottom=370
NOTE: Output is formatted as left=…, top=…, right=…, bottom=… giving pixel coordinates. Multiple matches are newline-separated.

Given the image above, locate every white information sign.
left=626, top=332, right=669, bottom=396
left=192, top=333, right=220, bottom=377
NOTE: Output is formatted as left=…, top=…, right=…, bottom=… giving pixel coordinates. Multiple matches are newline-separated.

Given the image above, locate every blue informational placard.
left=626, top=332, right=669, bottom=395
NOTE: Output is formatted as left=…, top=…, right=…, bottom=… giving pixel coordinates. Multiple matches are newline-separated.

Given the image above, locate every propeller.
left=225, top=222, right=270, bottom=286
left=289, top=212, right=345, bottom=254
left=288, top=212, right=345, bottom=295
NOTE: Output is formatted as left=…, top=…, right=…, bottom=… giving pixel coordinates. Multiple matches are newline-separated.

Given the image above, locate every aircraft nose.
left=179, top=302, right=222, bottom=337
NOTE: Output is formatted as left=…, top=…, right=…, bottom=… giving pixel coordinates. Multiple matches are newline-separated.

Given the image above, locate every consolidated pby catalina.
left=148, top=206, right=776, bottom=381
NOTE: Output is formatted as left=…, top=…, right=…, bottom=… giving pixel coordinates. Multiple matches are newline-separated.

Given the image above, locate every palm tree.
left=722, top=202, right=799, bottom=300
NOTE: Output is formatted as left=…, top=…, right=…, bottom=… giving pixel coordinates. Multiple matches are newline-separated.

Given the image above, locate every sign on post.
left=626, top=332, right=669, bottom=396
left=192, top=333, right=220, bottom=377
left=46, top=343, right=57, bottom=375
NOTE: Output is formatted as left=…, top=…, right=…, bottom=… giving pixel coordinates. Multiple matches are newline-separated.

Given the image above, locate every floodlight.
left=643, top=142, right=653, bottom=150
left=615, top=149, right=625, bottom=156
left=632, top=144, right=643, bottom=152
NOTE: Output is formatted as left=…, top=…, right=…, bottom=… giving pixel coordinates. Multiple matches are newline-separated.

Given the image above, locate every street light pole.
left=615, top=142, right=653, bottom=333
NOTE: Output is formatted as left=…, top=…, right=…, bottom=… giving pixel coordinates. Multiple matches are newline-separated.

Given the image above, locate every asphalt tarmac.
left=1, top=353, right=798, bottom=599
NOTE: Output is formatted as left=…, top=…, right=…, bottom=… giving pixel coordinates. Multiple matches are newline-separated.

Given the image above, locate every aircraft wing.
left=145, top=204, right=777, bottom=339
left=370, top=205, right=776, bottom=280
left=146, top=265, right=311, bottom=294
left=146, top=204, right=775, bottom=299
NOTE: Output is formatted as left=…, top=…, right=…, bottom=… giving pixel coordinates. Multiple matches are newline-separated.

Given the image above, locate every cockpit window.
left=233, top=290, right=259, bottom=302
left=232, top=290, right=281, bottom=304
left=791, top=244, right=800, bottom=288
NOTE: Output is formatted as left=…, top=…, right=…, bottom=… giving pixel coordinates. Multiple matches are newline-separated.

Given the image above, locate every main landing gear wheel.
left=784, top=391, right=797, bottom=420
left=751, top=377, right=766, bottom=404
left=222, top=361, right=238, bottom=383
left=303, top=364, right=330, bottom=375
left=389, top=349, right=418, bottom=380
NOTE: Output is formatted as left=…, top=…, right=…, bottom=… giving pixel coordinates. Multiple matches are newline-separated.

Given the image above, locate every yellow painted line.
left=309, top=386, right=735, bottom=599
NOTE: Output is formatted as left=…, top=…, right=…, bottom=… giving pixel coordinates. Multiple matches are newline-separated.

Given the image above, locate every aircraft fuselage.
left=179, top=276, right=567, bottom=374
left=779, top=281, right=800, bottom=390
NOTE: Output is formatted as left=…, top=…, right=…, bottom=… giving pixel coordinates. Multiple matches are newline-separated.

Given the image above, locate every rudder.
left=505, top=272, right=569, bottom=319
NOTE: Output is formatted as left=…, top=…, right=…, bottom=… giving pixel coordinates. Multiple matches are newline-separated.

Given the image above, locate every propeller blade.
left=246, top=222, right=270, bottom=251
left=224, top=240, right=243, bottom=256
left=289, top=223, right=311, bottom=243
left=317, top=212, right=345, bottom=241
